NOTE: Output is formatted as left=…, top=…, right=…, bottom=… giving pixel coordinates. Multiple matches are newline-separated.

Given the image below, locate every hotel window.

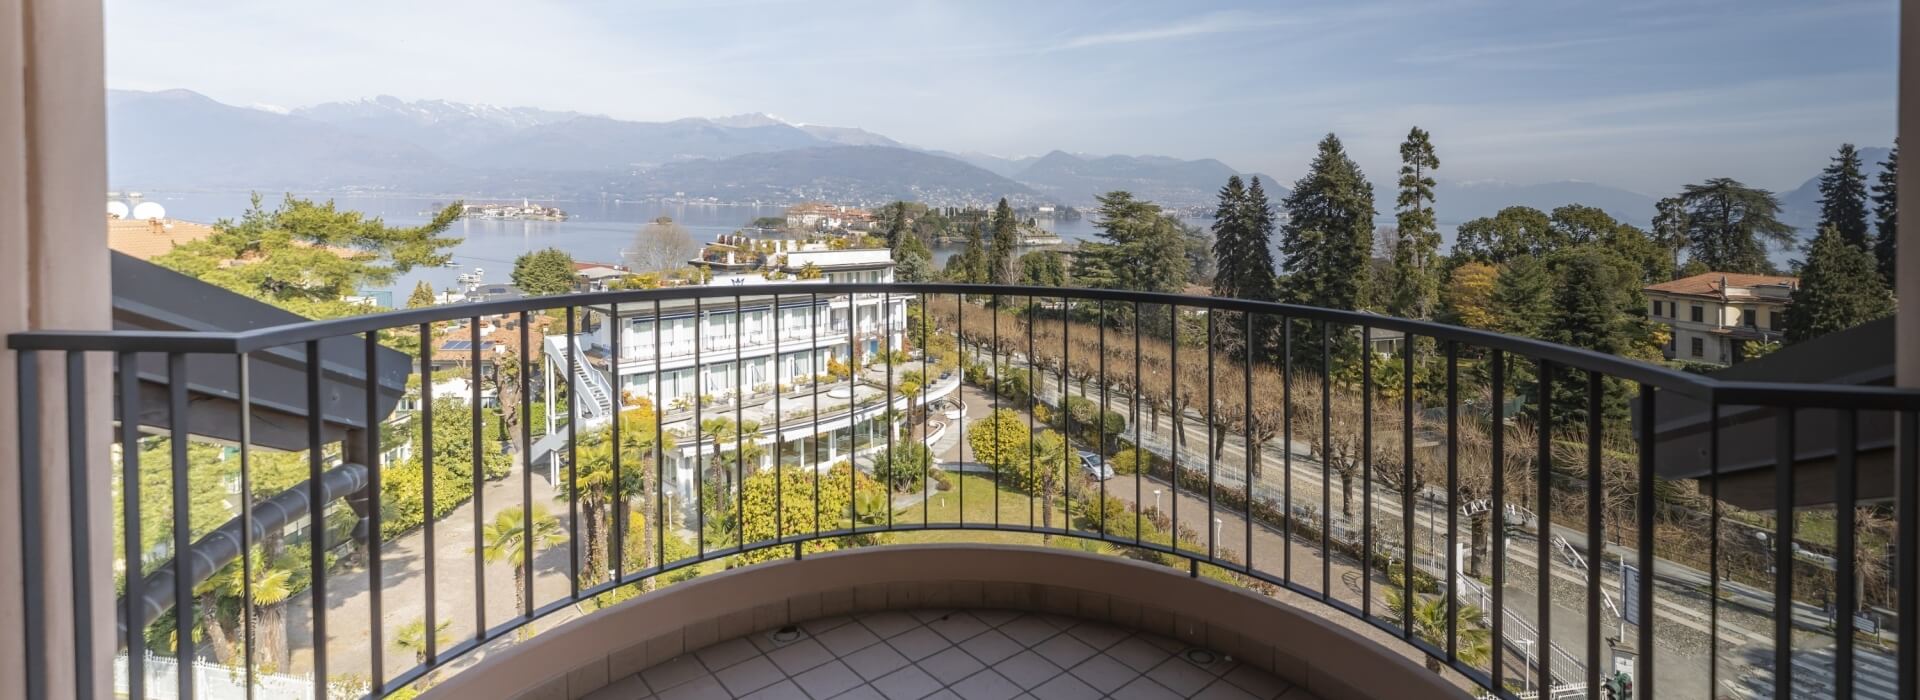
left=1690, top=337, right=1704, bottom=357
left=1690, top=305, right=1703, bottom=323
left=1742, top=309, right=1756, bottom=327
left=1650, top=300, right=1662, bottom=316
left=1770, top=311, right=1783, bottom=330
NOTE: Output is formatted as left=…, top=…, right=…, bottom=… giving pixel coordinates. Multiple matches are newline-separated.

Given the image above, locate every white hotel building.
left=537, top=244, right=954, bottom=498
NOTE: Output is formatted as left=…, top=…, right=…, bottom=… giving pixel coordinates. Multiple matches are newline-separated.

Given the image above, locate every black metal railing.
left=9, top=282, right=1919, bottom=699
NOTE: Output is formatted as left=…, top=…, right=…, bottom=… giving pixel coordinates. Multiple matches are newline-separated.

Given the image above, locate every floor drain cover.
left=1184, top=648, right=1219, bottom=666
left=768, top=625, right=802, bottom=645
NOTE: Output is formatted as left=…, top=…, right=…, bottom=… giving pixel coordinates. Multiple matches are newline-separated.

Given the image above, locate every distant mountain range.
left=107, top=89, right=1869, bottom=232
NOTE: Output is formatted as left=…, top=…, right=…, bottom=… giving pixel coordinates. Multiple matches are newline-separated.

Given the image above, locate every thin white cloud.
left=1402, top=36, right=1627, bottom=65
left=1050, top=10, right=1300, bottom=51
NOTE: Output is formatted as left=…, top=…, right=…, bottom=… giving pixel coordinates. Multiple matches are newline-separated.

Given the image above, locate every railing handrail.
left=14, top=282, right=1914, bottom=409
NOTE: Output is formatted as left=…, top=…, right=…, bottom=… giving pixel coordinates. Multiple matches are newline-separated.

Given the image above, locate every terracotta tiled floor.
left=587, top=609, right=1319, bottom=699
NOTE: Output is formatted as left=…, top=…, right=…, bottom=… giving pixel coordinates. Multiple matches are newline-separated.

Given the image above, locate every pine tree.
left=407, top=280, right=436, bottom=308
left=1208, top=176, right=1255, bottom=298
left=1280, top=133, right=1376, bottom=311
left=1785, top=225, right=1894, bottom=343
left=948, top=220, right=988, bottom=283
left=1673, top=178, right=1793, bottom=274
left=1491, top=257, right=1555, bottom=339
left=1818, top=143, right=1872, bottom=249
left=1650, top=196, right=1689, bottom=278
left=1079, top=191, right=1189, bottom=333
left=1390, top=127, right=1441, bottom=318
left=1873, top=143, right=1899, bottom=289
left=884, top=201, right=910, bottom=250
left=988, top=198, right=1019, bottom=285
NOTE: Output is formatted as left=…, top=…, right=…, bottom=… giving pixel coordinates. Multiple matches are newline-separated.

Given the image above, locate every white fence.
left=114, top=653, right=343, bottom=700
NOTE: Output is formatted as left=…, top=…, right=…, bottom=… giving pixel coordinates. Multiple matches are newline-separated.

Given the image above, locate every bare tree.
left=625, top=217, right=702, bottom=272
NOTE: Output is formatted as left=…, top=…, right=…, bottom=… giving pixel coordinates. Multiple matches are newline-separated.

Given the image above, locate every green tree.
left=480, top=505, right=568, bottom=618
left=1674, top=178, right=1794, bottom=273
left=948, top=221, right=989, bottom=283
left=988, top=198, right=1019, bottom=285
left=154, top=194, right=461, bottom=319
left=1785, top=225, right=1895, bottom=342
left=407, top=280, right=436, bottom=308
left=1390, top=127, right=1441, bottom=318
left=1385, top=589, right=1491, bottom=673
left=1451, top=206, right=1556, bottom=265
left=871, top=442, right=933, bottom=493
left=394, top=617, right=451, bottom=664
left=1210, top=174, right=1278, bottom=303
left=1018, top=250, right=1067, bottom=287
left=1492, top=257, right=1555, bottom=339
left=512, top=247, right=576, bottom=297
left=1551, top=205, right=1672, bottom=285
left=1819, top=143, right=1872, bottom=249
left=1543, top=248, right=1659, bottom=424
left=1085, top=192, right=1191, bottom=295
left=734, top=464, right=884, bottom=565
left=1650, top=196, right=1689, bottom=278
left=1280, top=134, right=1375, bottom=312
left=968, top=408, right=1034, bottom=481
left=1873, top=143, right=1900, bottom=289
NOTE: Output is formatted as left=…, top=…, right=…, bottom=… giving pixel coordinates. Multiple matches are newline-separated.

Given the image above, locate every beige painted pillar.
left=0, top=0, right=112, bottom=698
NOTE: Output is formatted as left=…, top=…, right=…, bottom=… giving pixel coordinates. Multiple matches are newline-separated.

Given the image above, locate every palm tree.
left=1385, top=588, right=1492, bottom=673
left=394, top=616, right=452, bottom=664
left=480, top=504, right=569, bottom=618
left=221, top=555, right=294, bottom=673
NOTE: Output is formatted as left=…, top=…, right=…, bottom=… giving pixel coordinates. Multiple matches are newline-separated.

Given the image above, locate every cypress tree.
left=1390, top=127, right=1440, bottom=318
left=1873, top=143, right=1899, bottom=289
left=1818, top=143, right=1872, bottom=249
left=1242, top=175, right=1277, bottom=297
left=407, top=280, right=436, bottom=308
left=988, top=197, right=1019, bottom=285
left=1785, top=225, right=1894, bottom=343
left=1280, top=133, right=1375, bottom=311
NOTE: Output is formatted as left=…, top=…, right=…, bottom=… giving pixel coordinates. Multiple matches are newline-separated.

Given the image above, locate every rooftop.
left=105, top=215, right=217, bottom=261
left=1644, top=271, right=1798, bottom=300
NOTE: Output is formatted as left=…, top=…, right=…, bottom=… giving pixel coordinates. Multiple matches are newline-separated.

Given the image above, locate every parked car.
left=1078, top=450, right=1114, bottom=481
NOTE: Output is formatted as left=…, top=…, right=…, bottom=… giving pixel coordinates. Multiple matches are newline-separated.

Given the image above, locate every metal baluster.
left=1707, top=398, right=1720, bottom=699
left=1585, top=371, right=1602, bottom=697
left=811, top=293, right=820, bottom=537
left=1836, top=409, right=1858, bottom=699
left=610, top=302, right=622, bottom=583
left=1896, top=410, right=1918, bottom=699
left=1491, top=350, right=1506, bottom=690
left=519, top=313, right=533, bottom=617
left=993, top=294, right=1001, bottom=530
left=1772, top=405, right=1793, bottom=700
left=1205, top=310, right=1214, bottom=558
left=1402, top=336, right=1414, bottom=640
left=119, top=352, right=145, bottom=700
left=1028, top=297, right=1038, bottom=532
left=921, top=296, right=931, bottom=527
left=1536, top=358, right=1553, bottom=690
left=1100, top=300, right=1109, bottom=539
left=364, top=333, right=385, bottom=691
left=17, top=351, right=45, bottom=699
left=1633, top=383, right=1656, bottom=700
left=654, top=300, right=666, bottom=570
left=1244, top=310, right=1255, bottom=574
left=304, top=342, right=325, bottom=698
left=470, top=317, right=484, bottom=638
left=1283, top=319, right=1294, bottom=584
left=1169, top=304, right=1179, bottom=552
left=702, top=299, right=710, bottom=556
left=774, top=295, right=784, bottom=544
left=1362, top=326, right=1372, bottom=619
left=735, top=296, right=745, bottom=547
left=63, top=351, right=93, bottom=699
left=418, top=324, right=436, bottom=666
left=566, top=307, right=580, bottom=597
left=1444, top=341, right=1458, bottom=664
left=1134, top=303, right=1144, bottom=545
left=957, top=294, right=965, bottom=528
left=846, top=298, right=855, bottom=534
left=1321, top=322, right=1331, bottom=598
left=884, top=291, right=894, bottom=532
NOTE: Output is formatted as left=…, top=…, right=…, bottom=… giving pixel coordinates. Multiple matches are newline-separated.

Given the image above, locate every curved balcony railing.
left=9, top=283, right=1918, bottom=699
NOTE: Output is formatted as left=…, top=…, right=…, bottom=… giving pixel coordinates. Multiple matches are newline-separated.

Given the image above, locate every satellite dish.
left=107, top=201, right=130, bottom=219
left=131, top=202, right=167, bottom=221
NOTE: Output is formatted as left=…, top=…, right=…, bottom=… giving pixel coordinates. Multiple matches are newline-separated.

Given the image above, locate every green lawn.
left=888, top=473, right=1105, bottom=552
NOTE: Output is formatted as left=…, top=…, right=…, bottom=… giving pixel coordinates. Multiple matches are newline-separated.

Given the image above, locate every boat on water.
left=456, top=267, right=486, bottom=285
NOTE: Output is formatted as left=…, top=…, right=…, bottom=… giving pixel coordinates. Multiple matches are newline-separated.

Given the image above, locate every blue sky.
left=105, top=0, right=1897, bottom=195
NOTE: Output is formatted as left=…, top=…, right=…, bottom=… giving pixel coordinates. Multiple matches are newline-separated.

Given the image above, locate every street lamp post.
left=1153, top=489, right=1162, bottom=513
left=1519, top=639, right=1535, bottom=693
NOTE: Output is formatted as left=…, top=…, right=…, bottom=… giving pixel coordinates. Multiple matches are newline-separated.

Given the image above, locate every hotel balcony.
left=2, top=7, right=1919, bottom=699
left=6, top=278, right=1920, bottom=700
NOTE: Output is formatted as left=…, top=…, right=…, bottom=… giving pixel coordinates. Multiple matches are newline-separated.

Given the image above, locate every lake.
left=136, top=191, right=1143, bottom=296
